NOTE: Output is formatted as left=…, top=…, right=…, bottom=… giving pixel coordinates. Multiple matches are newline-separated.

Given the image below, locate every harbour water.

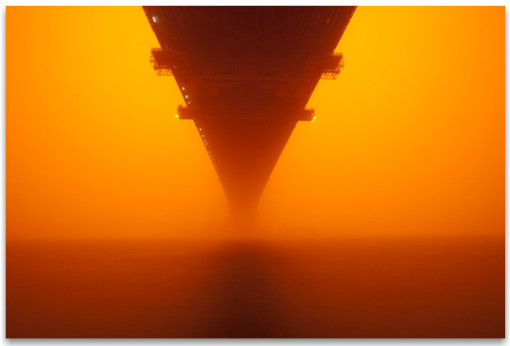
left=6, top=235, right=504, bottom=338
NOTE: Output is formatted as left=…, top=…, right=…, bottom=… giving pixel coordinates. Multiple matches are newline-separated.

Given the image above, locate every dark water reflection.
left=7, top=236, right=504, bottom=338
left=204, top=240, right=284, bottom=337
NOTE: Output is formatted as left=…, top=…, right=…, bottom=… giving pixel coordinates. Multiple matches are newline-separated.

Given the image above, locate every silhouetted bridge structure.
left=143, top=6, right=356, bottom=227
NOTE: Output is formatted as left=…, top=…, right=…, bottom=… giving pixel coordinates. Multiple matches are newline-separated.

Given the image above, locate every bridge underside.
left=194, top=117, right=297, bottom=224
left=143, top=6, right=356, bottom=228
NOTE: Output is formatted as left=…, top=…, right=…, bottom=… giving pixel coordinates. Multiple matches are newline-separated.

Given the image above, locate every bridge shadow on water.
left=200, top=239, right=286, bottom=338
left=7, top=235, right=505, bottom=338
left=182, top=236, right=505, bottom=338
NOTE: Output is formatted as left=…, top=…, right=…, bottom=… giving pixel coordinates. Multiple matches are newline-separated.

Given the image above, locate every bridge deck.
left=143, top=6, right=356, bottom=225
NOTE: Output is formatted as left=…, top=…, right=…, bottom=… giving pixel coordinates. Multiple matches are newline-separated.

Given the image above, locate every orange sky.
left=7, top=6, right=504, bottom=239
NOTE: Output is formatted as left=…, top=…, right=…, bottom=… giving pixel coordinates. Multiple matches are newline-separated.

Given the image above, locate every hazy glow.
left=6, top=6, right=504, bottom=239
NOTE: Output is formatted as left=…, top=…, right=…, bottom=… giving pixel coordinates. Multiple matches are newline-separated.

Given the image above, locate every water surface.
left=7, top=235, right=504, bottom=338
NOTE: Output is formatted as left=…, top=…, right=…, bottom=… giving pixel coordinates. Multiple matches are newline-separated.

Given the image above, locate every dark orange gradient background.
left=7, top=6, right=504, bottom=240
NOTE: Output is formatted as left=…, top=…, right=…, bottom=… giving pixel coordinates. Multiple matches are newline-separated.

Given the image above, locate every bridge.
left=143, top=6, right=356, bottom=228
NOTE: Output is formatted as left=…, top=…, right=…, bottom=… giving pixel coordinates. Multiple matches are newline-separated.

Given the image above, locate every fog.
left=7, top=7, right=504, bottom=240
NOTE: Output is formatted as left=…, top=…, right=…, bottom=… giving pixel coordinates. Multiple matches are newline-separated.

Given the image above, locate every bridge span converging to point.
left=143, top=6, right=356, bottom=228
